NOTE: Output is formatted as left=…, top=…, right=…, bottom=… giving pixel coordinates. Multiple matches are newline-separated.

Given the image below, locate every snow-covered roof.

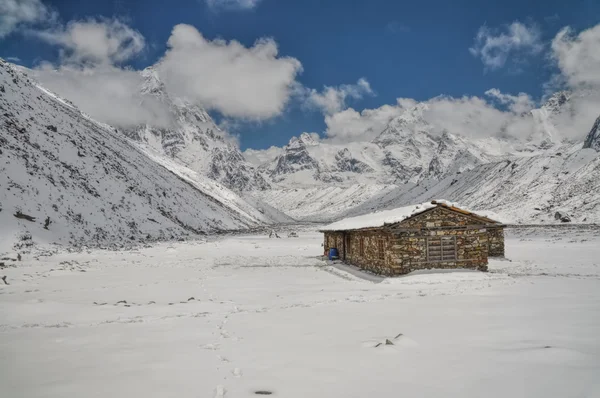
left=320, top=200, right=502, bottom=232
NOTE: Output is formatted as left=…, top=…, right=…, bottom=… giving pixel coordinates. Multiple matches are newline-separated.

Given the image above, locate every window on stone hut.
left=377, top=239, right=384, bottom=260
left=427, top=236, right=456, bottom=261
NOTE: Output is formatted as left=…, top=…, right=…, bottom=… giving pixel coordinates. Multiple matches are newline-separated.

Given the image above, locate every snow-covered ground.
left=1, top=227, right=599, bottom=398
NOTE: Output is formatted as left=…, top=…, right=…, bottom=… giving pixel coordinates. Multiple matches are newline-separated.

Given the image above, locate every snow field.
left=0, top=229, right=599, bottom=397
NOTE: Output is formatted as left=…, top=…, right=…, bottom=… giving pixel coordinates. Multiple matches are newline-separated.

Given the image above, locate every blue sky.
left=1, top=0, right=599, bottom=149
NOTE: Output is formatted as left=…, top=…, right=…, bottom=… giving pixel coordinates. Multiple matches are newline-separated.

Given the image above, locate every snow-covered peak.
left=299, top=132, right=319, bottom=146
left=542, top=91, right=571, bottom=115
left=140, top=66, right=165, bottom=96
left=372, top=104, right=431, bottom=147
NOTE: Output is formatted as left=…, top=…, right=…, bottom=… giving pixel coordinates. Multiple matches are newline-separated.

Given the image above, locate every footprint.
left=213, top=385, right=226, bottom=398
left=232, top=368, right=242, bottom=378
left=201, top=343, right=221, bottom=350
left=217, top=355, right=230, bottom=363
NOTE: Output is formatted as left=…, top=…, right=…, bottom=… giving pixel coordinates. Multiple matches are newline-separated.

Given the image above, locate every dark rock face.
left=583, top=116, right=600, bottom=151
left=335, top=149, right=374, bottom=173
left=209, top=147, right=270, bottom=191
left=270, top=137, right=320, bottom=180
left=554, top=211, right=572, bottom=223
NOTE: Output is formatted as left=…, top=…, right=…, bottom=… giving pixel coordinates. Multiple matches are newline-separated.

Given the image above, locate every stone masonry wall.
left=393, top=229, right=489, bottom=275
left=487, top=227, right=505, bottom=257
left=345, top=230, right=396, bottom=275
left=324, top=232, right=344, bottom=257
left=324, top=230, right=396, bottom=275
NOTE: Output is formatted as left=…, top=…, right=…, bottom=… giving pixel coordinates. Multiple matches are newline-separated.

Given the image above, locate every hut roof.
left=319, top=200, right=503, bottom=232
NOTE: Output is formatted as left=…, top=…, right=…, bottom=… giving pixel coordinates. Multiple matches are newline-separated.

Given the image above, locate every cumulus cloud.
left=243, top=145, right=283, bottom=166
left=484, top=88, right=535, bottom=114
left=0, top=0, right=55, bottom=38
left=321, top=91, right=540, bottom=144
left=551, top=24, right=600, bottom=89
left=204, top=0, right=263, bottom=11
left=470, top=21, right=543, bottom=70
left=422, top=95, right=533, bottom=138
left=156, top=24, right=302, bottom=120
left=545, top=23, right=600, bottom=140
left=303, top=78, right=373, bottom=114
left=32, top=18, right=145, bottom=66
left=28, top=18, right=304, bottom=126
left=323, top=101, right=406, bottom=143
left=33, top=64, right=172, bottom=128
left=27, top=17, right=160, bottom=128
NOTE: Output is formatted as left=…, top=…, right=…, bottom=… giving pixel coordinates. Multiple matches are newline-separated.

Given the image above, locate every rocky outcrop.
left=335, top=148, right=374, bottom=173
left=269, top=137, right=320, bottom=180
left=583, top=116, right=600, bottom=151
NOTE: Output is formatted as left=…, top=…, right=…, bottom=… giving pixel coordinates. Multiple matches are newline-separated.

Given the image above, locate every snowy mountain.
left=249, top=103, right=520, bottom=191
left=5, top=58, right=596, bottom=229
left=343, top=144, right=600, bottom=224
left=247, top=94, right=599, bottom=222
left=583, top=115, right=600, bottom=151
left=0, top=60, right=286, bottom=252
left=122, top=67, right=269, bottom=192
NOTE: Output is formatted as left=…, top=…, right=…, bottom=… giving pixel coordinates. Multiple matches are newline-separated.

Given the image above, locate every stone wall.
left=323, top=232, right=345, bottom=257
left=487, top=227, right=505, bottom=257
left=393, top=229, right=489, bottom=274
left=345, top=230, right=396, bottom=275
left=323, top=230, right=396, bottom=275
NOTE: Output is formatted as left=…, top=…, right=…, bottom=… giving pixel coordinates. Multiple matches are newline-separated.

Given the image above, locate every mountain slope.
left=251, top=184, right=399, bottom=221
left=0, top=60, right=277, bottom=252
left=343, top=145, right=600, bottom=223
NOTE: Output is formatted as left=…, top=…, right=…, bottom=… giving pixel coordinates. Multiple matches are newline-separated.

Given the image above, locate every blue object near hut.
left=328, top=248, right=339, bottom=260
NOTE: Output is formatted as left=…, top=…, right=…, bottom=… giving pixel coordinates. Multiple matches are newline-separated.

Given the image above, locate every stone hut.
left=320, top=200, right=505, bottom=276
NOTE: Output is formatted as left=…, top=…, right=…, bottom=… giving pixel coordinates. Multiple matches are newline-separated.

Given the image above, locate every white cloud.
left=33, top=18, right=145, bottom=66
left=546, top=23, right=600, bottom=140
left=243, top=145, right=283, bottom=166
left=204, top=0, right=262, bottom=11
left=33, top=63, right=172, bottom=128
left=27, top=17, right=158, bottom=128
left=156, top=24, right=302, bottom=120
left=303, top=78, right=373, bottom=114
left=470, top=21, right=543, bottom=70
left=6, top=56, right=21, bottom=62
left=551, top=24, right=600, bottom=89
left=323, top=101, right=406, bottom=142
left=484, top=88, right=535, bottom=113
left=322, top=92, right=540, bottom=144
left=422, top=95, right=532, bottom=138
left=0, top=0, right=55, bottom=38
